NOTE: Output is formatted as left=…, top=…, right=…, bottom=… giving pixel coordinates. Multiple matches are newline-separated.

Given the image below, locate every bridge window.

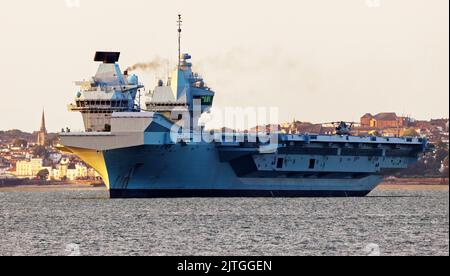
left=194, top=96, right=214, bottom=106
left=104, top=124, right=111, bottom=132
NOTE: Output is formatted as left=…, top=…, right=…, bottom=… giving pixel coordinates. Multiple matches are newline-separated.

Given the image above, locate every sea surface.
left=0, top=188, right=448, bottom=256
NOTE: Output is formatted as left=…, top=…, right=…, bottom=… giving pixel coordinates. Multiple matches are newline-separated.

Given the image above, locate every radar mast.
left=177, top=14, right=182, bottom=69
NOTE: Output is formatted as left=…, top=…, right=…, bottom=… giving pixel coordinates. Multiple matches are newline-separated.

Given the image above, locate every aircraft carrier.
left=59, top=16, right=427, bottom=198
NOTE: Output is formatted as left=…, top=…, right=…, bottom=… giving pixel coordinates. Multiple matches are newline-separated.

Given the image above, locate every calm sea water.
left=0, top=188, right=448, bottom=256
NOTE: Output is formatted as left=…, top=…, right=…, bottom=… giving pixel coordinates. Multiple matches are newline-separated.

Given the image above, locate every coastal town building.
left=15, top=158, right=43, bottom=178
left=360, top=112, right=409, bottom=129
left=1, top=111, right=102, bottom=183
left=49, top=161, right=90, bottom=181
left=14, top=156, right=99, bottom=181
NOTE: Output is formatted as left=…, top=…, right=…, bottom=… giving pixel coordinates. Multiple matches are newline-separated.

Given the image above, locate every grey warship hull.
left=60, top=34, right=426, bottom=198
left=104, top=144, right=382, bottom=198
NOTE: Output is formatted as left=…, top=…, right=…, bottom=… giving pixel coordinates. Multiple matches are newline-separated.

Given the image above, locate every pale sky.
left=0, top=0, right=448, bottom=132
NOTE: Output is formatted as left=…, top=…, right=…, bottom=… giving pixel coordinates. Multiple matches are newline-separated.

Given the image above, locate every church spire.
left=40, top=109, right=46, bottom=132
left=37, top=109, right=47, bottom=146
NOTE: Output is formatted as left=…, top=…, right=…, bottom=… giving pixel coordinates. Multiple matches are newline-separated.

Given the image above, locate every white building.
left=15, top=158, right=43, bottom=178
left=14, top=157, right=100, bottom=181
left=66, top=163, right=88, bottom=181
left=48, top=152, right=62, bottom=164
left=48, top=162, right=94, bottom=181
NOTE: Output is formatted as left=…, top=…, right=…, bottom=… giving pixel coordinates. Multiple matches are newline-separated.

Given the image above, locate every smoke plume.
left=126, top=57, right=169, bottom=72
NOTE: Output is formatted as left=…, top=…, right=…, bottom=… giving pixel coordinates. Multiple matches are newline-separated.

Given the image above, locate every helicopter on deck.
left=322, top=121, right=359, bottom=136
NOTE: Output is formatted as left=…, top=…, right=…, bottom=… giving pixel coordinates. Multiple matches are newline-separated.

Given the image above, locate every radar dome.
left=181, top=53, right=191, bottom=60
left=127, top=75, right=138, bottom=85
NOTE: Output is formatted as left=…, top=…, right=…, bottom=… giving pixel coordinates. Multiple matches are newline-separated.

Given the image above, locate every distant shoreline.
left=0, top=180, right=105, bottom=191
left=376, top=184, right=448, bottom=191
left=376, top=177, right=449, bottom=191
left=0, top=183, right=106, bottom=192
left=0, top=178, right=447, bottom=192
left=381, top=177, right=449, bottom=186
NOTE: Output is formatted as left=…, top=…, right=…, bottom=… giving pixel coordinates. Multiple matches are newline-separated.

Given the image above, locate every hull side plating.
left=102, top=144, right=382, bottom=198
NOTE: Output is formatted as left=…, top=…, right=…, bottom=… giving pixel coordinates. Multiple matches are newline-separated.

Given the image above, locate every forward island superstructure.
left=68, top=51, right=144, bottom=132
left=59, top=16, right=427, bottom=198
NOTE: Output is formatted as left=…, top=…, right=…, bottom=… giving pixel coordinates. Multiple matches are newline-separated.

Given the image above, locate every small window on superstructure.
left=277, top=158, right=284, bottom=169
left=309, top=159, right=316, bottom=169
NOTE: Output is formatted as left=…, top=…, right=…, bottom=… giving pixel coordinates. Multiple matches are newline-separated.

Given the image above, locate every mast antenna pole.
left=177, top=14, right=182, bottom=69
